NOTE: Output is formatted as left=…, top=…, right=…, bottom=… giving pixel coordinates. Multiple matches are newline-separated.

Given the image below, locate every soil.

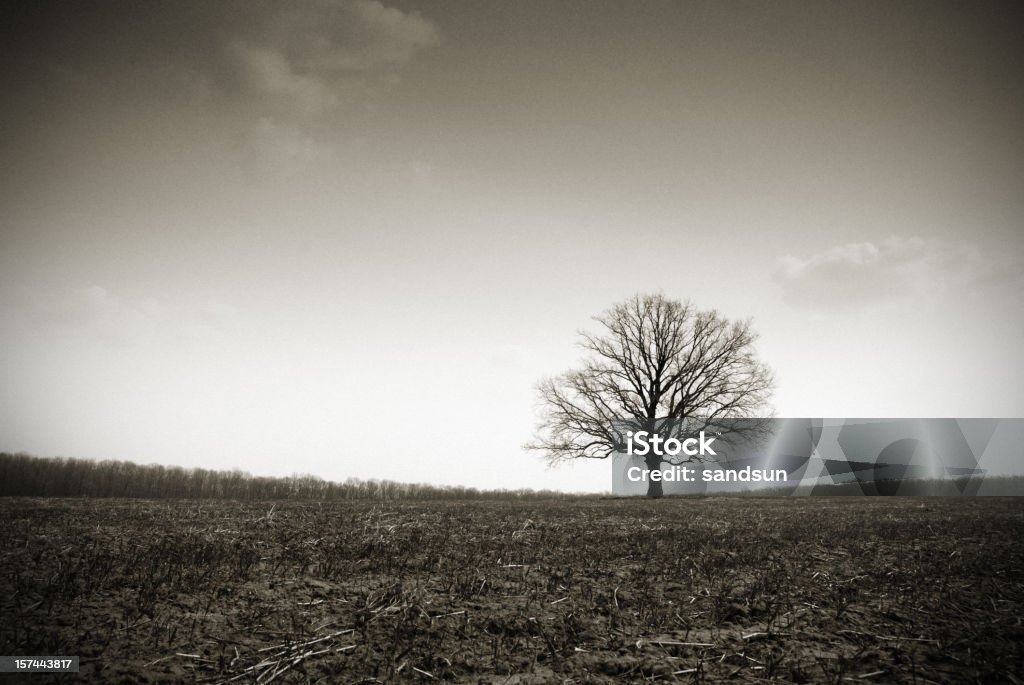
left=1, top=497, right=1022, bottom=683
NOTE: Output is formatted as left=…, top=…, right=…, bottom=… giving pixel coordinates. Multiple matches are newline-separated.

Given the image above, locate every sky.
left=1, top=1, right=1022, bottom=492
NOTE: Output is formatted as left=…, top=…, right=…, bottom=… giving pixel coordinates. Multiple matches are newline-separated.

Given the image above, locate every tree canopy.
left=527, top=293, right=774, bottom=496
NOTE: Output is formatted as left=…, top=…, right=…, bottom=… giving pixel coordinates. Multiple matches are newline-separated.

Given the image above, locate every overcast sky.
left=1, top=1, right=1022, bottom=492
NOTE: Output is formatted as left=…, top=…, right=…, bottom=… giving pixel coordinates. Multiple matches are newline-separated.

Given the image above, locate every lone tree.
left=527, top=293, right=774, bottom=497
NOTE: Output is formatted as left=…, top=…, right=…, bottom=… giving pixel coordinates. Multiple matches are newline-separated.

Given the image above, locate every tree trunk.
left=645, top=456, right=664, bottom=498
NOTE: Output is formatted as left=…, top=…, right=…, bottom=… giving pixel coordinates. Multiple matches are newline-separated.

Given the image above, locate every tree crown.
left=527, top=293, right=774, bottom=465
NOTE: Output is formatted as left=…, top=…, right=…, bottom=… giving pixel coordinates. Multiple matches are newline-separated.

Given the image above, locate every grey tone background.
left=1, top=2, right=1022, bottom=492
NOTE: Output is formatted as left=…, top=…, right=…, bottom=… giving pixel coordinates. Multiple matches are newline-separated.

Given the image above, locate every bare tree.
left=526, top=293, right=774, bottom=497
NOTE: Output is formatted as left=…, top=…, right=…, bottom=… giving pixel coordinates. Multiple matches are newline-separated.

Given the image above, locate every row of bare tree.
left=0, top=452, right=570, bottom=501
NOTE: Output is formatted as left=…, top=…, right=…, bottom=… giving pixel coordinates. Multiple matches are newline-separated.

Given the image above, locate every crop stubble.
left=1, top=497, right=1022, bottom=683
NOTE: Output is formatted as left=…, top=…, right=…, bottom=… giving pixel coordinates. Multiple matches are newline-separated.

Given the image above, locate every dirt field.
left=1, top=497, right=1022, bottom=683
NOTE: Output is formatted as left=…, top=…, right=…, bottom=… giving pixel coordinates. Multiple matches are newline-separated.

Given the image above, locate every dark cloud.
left=0, top=0, right=440, bottom=116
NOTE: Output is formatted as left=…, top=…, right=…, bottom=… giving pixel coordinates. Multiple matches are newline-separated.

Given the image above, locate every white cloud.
left=489, top=343, right=536, bottom=369
left=48, top=286, right=168, bottom=346
left=10, top=286, right=234, bottom=349
left=776, top=236, right=1024, bottom=311
left=778, top=236, right=923, bottom=280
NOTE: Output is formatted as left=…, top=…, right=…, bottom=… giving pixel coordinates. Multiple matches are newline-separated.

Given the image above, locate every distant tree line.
left=0, top=453, right=575, bottom=501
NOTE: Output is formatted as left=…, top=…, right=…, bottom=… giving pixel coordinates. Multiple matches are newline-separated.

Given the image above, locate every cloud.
left=226, top=43, right=341, bottom=115
left=489, top=343, right=536, bottom=369
left=7, top=286, right=236, bottom=348
left=223, top=0, right=440, bottom=114
left=407, top=159, right=436, bottom=188
left=14, top=1, right=440, bottom=116
left=4, top=0, right=440, bottom=177
left=216, top=1, right=440, bottom=171
left=36, top=286, right=169, bottom=347
left=776, top=236, right=1024, bottom=311
left=301, top=0, right=442, bottom=72
left=778, top=235, right=925, bottom=283
left=245, top=117, right=332, bottom=176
